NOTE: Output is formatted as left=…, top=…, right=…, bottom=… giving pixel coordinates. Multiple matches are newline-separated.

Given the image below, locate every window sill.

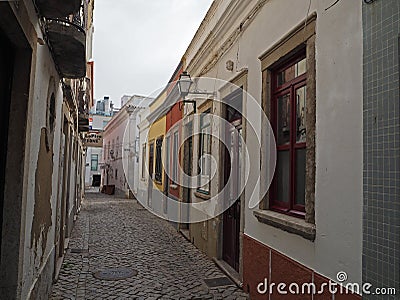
left=253, top=209, right=316, bottom=241
left=194, top=191, right=211, bottom=200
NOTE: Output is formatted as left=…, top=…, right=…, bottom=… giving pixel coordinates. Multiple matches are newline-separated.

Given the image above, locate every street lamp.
left=178, top=71, right=196, bottom=113
left=177, top=71, right=193, bottom=98
left=177, top=71, right=216, bottom=113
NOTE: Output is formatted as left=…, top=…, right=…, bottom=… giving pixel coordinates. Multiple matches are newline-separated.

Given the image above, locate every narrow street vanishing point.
left=50, top=191, right=249, bottom=299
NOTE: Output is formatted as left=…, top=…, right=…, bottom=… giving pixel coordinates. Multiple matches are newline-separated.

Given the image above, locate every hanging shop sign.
left=84, top=131, right=103, bottom=147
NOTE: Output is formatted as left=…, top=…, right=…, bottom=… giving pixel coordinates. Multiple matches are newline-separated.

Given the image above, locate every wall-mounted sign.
left=89, top=117, right=93, bottom=131
left=84, top=131, right=103, bottom=148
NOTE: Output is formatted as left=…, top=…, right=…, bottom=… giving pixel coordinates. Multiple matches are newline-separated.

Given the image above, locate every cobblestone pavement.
left=51, top=191, right=249, bottom=299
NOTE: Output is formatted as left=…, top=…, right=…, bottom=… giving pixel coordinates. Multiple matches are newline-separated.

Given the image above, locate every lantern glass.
left=178, top=72, right=193, bottom=97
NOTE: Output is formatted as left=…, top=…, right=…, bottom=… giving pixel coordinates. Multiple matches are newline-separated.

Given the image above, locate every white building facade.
left=177, top=1, right=363, bottom=299
left=102, top=95, right=153, bottom=197
left=84, top=113, right=112, bottom=187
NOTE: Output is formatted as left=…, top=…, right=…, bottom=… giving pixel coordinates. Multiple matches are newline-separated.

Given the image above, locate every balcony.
left=45, top=11, right=86, bottom=79
left=35, top=0, right=81, bottom=19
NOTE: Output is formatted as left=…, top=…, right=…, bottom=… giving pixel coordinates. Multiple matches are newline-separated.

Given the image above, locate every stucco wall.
left=85, top=114, right=111, bottom=185
left=137, top=108, right=151, bottom=204
left=0, top=1, right=88, bottom=298
left=103, top=116, right=129, bottom=195
left=85, top=147, right=103, bottom=186
left=185, top=0, right=363, bottom=286
left=13, top=6, right=71, bottom=296
left=21, top=40, right=64, bottom=300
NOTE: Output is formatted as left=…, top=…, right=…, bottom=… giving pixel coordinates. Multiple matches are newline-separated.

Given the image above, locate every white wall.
left=85, top=114, right=111, bottom=185
left=137, top=107, right=151, bottom=203
left=91, top=114, right=112, bottom=131
left=102, top=109, right=130, bottom=195
left=85, top=147, right=103, bottom=186
left=185, top=0, right=363, bottom=285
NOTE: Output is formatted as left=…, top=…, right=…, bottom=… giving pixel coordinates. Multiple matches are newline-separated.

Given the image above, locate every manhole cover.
left=204, top=276, right=234, bottom=288
left=70, top=248, right=88, bottom=254
left=93, top=268, right=138, bottom=281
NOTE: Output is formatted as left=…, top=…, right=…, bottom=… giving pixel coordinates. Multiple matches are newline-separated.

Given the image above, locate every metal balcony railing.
left=43, top=4, right=87, bottom=79
left=34, top=0, right=82, bottom=19
left=45, top=4, right=86, bottom=33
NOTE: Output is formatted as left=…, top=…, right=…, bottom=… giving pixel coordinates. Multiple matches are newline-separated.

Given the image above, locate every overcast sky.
left=93, top=0, right=214, bottom=107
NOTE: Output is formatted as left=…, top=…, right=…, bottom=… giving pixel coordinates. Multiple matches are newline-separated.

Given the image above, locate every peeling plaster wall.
left=31, top=128, right=54, bottom=265
left=19, top=15, right=65, bottom=299
left=0, top=0, right=87, bottom=298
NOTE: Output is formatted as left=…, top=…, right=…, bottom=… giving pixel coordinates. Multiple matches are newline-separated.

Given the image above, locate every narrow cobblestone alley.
left=51, top=191, right=249, bottom=299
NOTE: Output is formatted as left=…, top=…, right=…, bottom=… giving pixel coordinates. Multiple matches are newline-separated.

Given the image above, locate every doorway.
left=182, top=121, right=193, bottom=228
left=92, top=175, right=101, bottom=186
left=57, top=118, right=70, bottom=261
left=0, top=8, right=32, bottom=295
left=0, top=28, right=15, bottom=259
left=222, top=88, right=243, bottom=272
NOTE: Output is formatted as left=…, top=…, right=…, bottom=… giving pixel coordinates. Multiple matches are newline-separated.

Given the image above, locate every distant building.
left=94, top=96, right=119, bottom=116
left=102, top=95, right=153, bottom=197
left=84, top=112, right=112, bottom=187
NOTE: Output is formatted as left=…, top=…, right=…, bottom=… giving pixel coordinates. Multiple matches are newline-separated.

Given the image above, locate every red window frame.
left=270, top=54, right=307, bottom=218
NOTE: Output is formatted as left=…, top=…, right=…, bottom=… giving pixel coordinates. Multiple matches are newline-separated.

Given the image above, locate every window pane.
left=165, top=136, right=170, bottom=178
left=276, top=150, right=290, bottom=203
left=141, top=144, right=146, bottom=178
left=295, top=58, right=307, bottom=77
left=277, top=94, right=290, bottom=145
left=200, top=133, right=211, bottom=177
left=295, top=148, right=306, bottom=206
left=277, top=58, right=306, bottom=86
left=296, top=86, right=307, bottom=143
left=155, top=138, right=163, bottom=182
left=277, top=65, right=295, bottom=86
left=173, top=132, right=179, bottom=181
left=198, top=120, right=211, bottom=193
left=91, top=154, right=98, bottom=171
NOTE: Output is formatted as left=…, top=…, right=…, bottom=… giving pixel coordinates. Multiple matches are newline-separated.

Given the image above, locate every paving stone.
left=51, top=192, right=248, bottom=299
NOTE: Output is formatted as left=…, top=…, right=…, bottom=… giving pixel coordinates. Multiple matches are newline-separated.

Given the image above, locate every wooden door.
left=222, top=125, right=242, bottom=271
left=222, top=88, right=243, bottom=272
left=182, top=122, right=193, bottom=227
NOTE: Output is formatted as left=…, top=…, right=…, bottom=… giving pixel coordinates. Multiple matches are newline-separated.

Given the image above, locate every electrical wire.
left=325, top=0, right=340, bottom=11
